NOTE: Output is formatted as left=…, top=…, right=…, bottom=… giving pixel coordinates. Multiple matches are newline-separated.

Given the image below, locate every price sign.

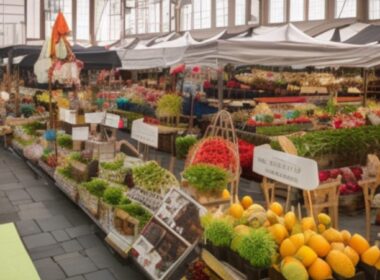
left=253, top=146, right=319, bottom=190
left=85, top=112, right=105, bottom=124
left=131, top=118, right=159, bottom=148
left=104, top=113, right=120, bottom=128
left=72, top=126, right=89, bottom=141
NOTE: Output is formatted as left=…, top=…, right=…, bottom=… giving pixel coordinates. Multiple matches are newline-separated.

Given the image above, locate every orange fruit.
left=240, top=196, right=253, bottom=209
left=221, top=189, right=230, bottom=200
left=361, top=246, right=380, bottom=266
left=308, top=234, right=331, bottom=258
left=308, top=258, right=332, bottom=280
left=270, top=202, right=284, bottom=216
left=344, top=246, right=359, bottom=266
left=349, top=234, right=370, bottom=255
left=289, top=233, right=305, bottom=250
left=229, top=203, right=244, bottom=219
left=284, top=212, right=297, bottom=232
left=280, top=238, right=297, bottom=258
left=269, top=224, right=289, bottom=244
left=295, top=245, right=318, bottom=267
left=341, top=230, right=352, bottom=245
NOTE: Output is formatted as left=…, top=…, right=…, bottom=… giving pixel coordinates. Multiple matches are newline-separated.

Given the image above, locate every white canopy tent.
left=119, top=30, right=226, bottom=70
left=315, top=23, right=370, bottom=42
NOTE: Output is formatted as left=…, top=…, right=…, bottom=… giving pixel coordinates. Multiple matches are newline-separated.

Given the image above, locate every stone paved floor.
left=0, top=148, right=145, bottom=280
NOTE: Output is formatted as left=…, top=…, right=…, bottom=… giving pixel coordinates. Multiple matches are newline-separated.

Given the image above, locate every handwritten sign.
left=59, top=108, right=76, bottom=124
left=253, top=146, right=319, bottom=190
left=85, top=112, right=105, bottom=124
left=104, top=113, right=120, bottom=128
left=131, top=119, right=159, bottom=148
left=72, top=126, right=89, bottom=141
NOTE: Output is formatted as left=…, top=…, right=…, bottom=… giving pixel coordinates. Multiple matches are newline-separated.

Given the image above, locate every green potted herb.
left=236, top=228, right=277, bottom=279
left=69, top=151, right=98, bottom=183
left=57, top=134, right=73, bottom=149
left=175, top=135, right=197, bottom=159
left=79, top=178, right=109, bottom=217
left=182, top=164, right=229, bottom=203
left=99, top=153, right=129, bottom=184
left=204, top=218, right=234, bottom=261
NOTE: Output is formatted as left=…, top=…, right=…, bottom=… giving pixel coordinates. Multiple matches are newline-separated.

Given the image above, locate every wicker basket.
left=111, top=208, right=139, bottom=238
left=78, top=186, right=100, bottom=218
left=54, top=171, right=79, bottom=202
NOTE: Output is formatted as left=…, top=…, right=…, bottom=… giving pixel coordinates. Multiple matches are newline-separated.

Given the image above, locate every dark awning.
left=345, top=25, right=380, bottom=44
left=19, top=50, right=121, bottom=70
left=0, top=45, right=42, bottom=59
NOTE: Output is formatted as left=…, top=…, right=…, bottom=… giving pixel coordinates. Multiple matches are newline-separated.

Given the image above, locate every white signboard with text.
left=59, top=108, right=76, bottom=124
left=72, top=126, right=89, bottom=141
left=131, top=118, right=159, bottom=148
left=85, top=112, right=105, bottom=124
left=253, top=146, right=319, bottom=190
left=104, top=113, right=120, bottom=128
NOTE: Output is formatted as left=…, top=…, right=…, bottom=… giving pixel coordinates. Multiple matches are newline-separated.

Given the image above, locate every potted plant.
left=203, top=218, right=234, bottom=262
left=79, top=178, right=109, bottom=217
left=69, top=151, right=98, bottom=182
left=236, top=228, right=277, bottom=280
left=54, top=164, right=79, bottom=202
left=175, top=135, right=197, bottom=160
left=99, top=187, right=124, bottom=230
left=182, top=163, right=229, bottom=205
left=99, top=153, right=129, bottom=184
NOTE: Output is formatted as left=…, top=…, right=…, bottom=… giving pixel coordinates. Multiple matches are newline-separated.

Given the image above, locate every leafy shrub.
left=204, top=219, right=233, bottom=247
left=237, top=228, right=276, bottom=268
left=176, top=135, right=197, bottom=159
left=103, top=187, right=123, bottom=205
left=100, top=153, right=125, bottom=170
left=118, top=203, right=152, bottom=229
left=57, top=134, right=73, bottom=149
left=156, top=94, right=182, bottom=118
left=183, top=164, right=229, bottom=193
left=81, top=178, right=109, bottom=197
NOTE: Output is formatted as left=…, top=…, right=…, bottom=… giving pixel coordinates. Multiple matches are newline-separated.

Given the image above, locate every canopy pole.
left=363, top=69, right=369, bottom=107
left=15, top=65, right=19, bottom=117
left=217, top=65, right=223, bottom=111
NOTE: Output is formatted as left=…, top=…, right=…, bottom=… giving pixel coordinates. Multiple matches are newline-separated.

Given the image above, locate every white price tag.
left=72, top=126, right=89, bottom=141
left=85, top=112, right=105, bottom=124
left=253, top=146, right=319, bottom=190
left=104, top=113, right=120, bottom=128
left=131, top=118, right=159, bottom=148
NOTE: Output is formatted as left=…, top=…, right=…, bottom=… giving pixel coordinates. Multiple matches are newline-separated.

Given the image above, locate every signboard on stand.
left=104, top=113, right=120, bottom=128
left=253, top=145, right=319, bottom=190
left=72, top=126, right=89, bottom=141
left=85, top=112, right=105, bottom=124
left=130, top=188, right=206, bottom=280
left=131, top=118, right=159, bottom=148
left=59, top=108, right=76, bottom=124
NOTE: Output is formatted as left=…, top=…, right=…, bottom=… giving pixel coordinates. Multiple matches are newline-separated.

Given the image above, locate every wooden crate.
left=70, top=160, right=98, bottom=183
left=54, top=172, right=79, bottom=202
left=85, top=140, right=115, bottom=161
left=99, top=200, right=113, bottom=232
left=339, top=192, right=365, bottom=215
left=78, top=187, right=100, bottom=218
left=112, top=209, right=139, bottom=238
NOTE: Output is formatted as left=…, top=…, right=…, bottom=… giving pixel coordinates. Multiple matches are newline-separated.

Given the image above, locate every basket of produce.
left=54, top=166, right=79, bottom=202
left=68, top=151, right=98, bottom=183
left=99, top=153, right=129, bottom=184
left=99, top=186, right=125, bottom=232
left=78, top=178, right=109, bottom=218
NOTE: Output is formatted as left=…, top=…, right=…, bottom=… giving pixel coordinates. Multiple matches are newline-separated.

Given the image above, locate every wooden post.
left=15, top=65, right=20, bottom=117
left=363, top=68, right=369, bottom=107
left=217, top=67, right=223, bottom=111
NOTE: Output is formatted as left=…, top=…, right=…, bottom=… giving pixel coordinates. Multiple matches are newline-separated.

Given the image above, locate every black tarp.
left=19, top=50, right=121, bottom=70
left=0, top=45, right=42, bottom=59
left=345, top=25, right=380, bottom=44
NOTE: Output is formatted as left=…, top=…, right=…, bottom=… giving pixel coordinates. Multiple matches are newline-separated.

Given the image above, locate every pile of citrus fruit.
left=218, top=195, right=379, bottom=280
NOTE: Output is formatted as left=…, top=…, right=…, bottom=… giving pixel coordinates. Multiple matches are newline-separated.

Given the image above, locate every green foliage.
left=118, top=203, right=152, bottom=229
left=120, top=197, right=131, bottom=205
left=20, top=104, right=35, bottom=118
left=100, top=153, right=125, bottom=170
left=183, top=164, right=229, bottom=193
left=81, top=178, right=109, bottom=198
left=57, top=134, right=73, bottom=149
left=103, top=187, right=124, bottom=205
left=57, top=165, right=73, bottom=179
left=237, top=228, right=277, bottom=268
left=204, top=219, right=234, bottom=247
left=257, top=124, right=307, bottom=136
left=325, top=98, right=337, bottom=116
left=156, top=94, right=182, bottom=118
left=271, top=125, right=380, bottom=159
left=22, top=122, right=45, bottom=136
left=175, top=135, right=198, bottom=159
left=132, top=161, right=179, bottom=192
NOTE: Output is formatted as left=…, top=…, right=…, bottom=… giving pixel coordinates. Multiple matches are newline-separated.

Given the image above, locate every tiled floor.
left=0, top=148, right=144, bottom=280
